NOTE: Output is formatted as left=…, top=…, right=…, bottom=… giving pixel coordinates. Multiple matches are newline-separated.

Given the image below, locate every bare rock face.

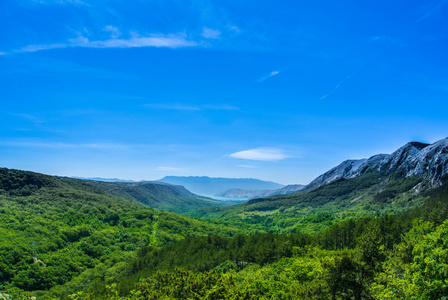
left=305, top=138, right=448, bottom=190
left=406, top=139, right=448, bottom=184
left=305, top=159, right=367, bottom=190
left=378, top=142, right=430, bottom=174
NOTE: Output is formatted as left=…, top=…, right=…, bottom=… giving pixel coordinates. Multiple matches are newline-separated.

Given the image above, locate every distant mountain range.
left=216, top=184, right=305, bottom=199
left=157, top=176, right=285, bottom=197
left=70, top=176, right=139, bottom=183
left=79, top=180, right=237, bottom=214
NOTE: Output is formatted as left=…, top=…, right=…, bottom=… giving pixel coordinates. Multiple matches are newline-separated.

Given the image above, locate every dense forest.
left=1, top=167, right=448, bottom=299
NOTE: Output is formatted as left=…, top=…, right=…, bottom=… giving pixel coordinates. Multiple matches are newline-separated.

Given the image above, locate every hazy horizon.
left=1, top=0, right=447, bottom=185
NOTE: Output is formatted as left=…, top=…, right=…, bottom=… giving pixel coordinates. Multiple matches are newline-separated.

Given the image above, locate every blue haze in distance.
left=0, top=0, right=447, bottom=185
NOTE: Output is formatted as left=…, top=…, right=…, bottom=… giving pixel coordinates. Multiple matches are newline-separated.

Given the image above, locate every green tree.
left=409, top=219, right=448, bottom=299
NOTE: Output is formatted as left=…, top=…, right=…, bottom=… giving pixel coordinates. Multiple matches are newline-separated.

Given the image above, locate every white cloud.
left=202, top=27, right=221, bottom=39
left=18, top=43, right=67, bottom=53
left=229, top=148, right=289, bottom=161
left=203, top=104, right=239, bottom=110
left=143, top=103, right=201, bottom=111
left=15, top=33, right=197, bottom=54
left=258, top=70, right=280, bottom=82
left=143, top=103, right=239, bottom=111
left=71, top=34, right=197, bottom=49
left=237, top=165, right=257, bottom=168
left=228, top=25, right=241, bottom=33
left=86, top=35, right=196, bottom=48
left=27, top=0, right=88, bottom=5
left=104, top=25, right=121, bottom=39
left=371, top=35, right=388, bottom=42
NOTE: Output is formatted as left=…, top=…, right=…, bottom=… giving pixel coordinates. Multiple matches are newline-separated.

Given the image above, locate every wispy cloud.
left=156, top=166, right=185, bottom=171
left=370, top=35, right=391, bottom=42
left=319, top=71, right=357, bottom=100
left=258, top=70, right=280, bottom=82
left=417, top=0, right=448, bottom=22
left=144, top=103, right=201, bottom=111
left=202, top=27, right=221, bottom=39
left=104, top=25, right=121, bottom=39
left=0, top=140, right=128, bottom=149
left=229, top=148, right=289, bottom=161
left=202, top=104, right=239, bottom=110
left=143, top=103, right=239, bottom=111
left=13, top=33, right=197, bottom=54
left=237, top=164, right=257, bottom=168
left=11, top=113, right=46, bottom=124
left=228, top=25, right=241, bottom=34
left=24, top=0, right=88, bottom=5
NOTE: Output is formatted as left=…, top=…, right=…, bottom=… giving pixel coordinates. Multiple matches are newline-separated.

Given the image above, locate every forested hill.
left=81, top=180, right=234, bottom=214
left=0, top=167, right=246, bottom=299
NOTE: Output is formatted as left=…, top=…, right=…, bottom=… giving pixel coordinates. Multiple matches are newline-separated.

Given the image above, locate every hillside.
left=190, top=138, right=448, bottom=233
left=58, top=174, right=448, bottom=300
left=0, top=168, right=246, bottom=298
left=81, top=180, right=233, bottom=214
left=157, top=176, right=284, bottom=197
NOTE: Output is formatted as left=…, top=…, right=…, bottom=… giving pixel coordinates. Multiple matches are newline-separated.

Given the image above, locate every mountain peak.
left=305, top=158, right=367, bottom=189
left=408, top=141, right=431, bottom=150
left=305, top=138, right=448, bottom=190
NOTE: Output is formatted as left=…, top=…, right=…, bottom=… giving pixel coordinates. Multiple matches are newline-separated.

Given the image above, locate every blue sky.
left=1, top=0, right=447, bottom=185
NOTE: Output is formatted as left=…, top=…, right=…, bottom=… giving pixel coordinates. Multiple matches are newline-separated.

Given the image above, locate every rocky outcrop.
left=305, top=138, right=448, bottom=190
left=399, top=139, right=448, bottom=184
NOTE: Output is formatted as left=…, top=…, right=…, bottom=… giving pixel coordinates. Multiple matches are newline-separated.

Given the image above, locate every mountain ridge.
left=305, top=138, right=447, bottom=190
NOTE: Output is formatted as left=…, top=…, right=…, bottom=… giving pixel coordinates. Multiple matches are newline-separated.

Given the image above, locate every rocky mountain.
left=305, top=138, right=448, bottom=190
left=157, top=176, right=284, bottom=198
left=216, top=184, right=305, bottom=199
left=81, top=180, right=233, bottom=214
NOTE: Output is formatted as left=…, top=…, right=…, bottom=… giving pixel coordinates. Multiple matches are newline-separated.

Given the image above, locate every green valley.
left=1, top=138, right=448, bottom=299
